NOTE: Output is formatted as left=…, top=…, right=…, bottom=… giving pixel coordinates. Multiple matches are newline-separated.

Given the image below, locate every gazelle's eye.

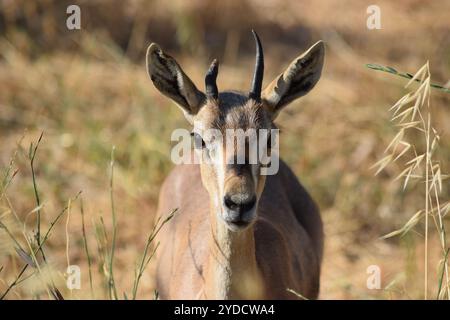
left=191, top=132, right=206, bottom=149
left=266, top=134, right=272, bottom=150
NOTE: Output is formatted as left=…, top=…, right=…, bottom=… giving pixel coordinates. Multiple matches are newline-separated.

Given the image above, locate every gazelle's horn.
left=249, top=30, right=264, bottom=102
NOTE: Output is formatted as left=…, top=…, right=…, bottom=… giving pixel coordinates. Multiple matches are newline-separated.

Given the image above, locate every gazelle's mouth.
left=222, top=205, right=257, bottom=231
left=225, top=220, right=251, bottom=231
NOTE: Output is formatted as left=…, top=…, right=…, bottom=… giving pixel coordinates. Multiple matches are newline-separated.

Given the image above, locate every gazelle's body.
left=146, top=32, right=325, bottom=299
left=155, top=160, right=322, bottom=299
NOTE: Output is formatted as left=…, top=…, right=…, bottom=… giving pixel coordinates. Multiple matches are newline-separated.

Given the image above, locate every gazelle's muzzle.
left=221, top=166, right=257, bottom=231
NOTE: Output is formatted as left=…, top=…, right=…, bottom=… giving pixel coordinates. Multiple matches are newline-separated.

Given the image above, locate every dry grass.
left=371, top=62, right=450, bottom=299
left=0, top=0, right=450, bottom=299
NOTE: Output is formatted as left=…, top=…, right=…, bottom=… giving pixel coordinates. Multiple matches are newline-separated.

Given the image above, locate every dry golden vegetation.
left=0, top=0, right=449, bottom=299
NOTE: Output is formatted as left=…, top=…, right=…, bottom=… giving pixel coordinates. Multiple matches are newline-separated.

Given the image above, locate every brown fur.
left=155, top=160, right=322, bottom=299
left=147, top=39, right=325, bottom=299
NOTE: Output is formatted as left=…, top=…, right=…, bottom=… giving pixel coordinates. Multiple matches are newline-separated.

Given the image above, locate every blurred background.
left=0, top=0, right=449, bottom=299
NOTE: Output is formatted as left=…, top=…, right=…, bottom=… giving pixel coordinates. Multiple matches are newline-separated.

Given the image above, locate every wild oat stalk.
left=93, top=216, right=109, bottom=298
left=108, top=146, right=118, bottom=300
left=131, top=208, right=176, bottom=300
left=286, top=288, right=308, bottom=300
left=80, top=197, right=94, bottom=298
left=0, top=191, right=81, bottom=299
left=371, top=62, right=450, bottom=299
left=366, top=64, right=450, bottom=94
left=0, top=152, right=19, bottom=201
left=27, top=132, right=48, bottom=266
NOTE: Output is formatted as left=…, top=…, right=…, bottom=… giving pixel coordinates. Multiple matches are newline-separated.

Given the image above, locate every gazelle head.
left=147, top=31, right=324, bottom=232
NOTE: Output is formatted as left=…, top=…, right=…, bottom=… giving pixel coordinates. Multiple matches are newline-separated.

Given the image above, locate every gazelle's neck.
left=204, top=203, right=264, bottom=299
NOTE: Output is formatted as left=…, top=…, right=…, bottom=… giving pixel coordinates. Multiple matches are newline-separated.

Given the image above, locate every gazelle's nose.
left=223, top=194, right=256, bottom=214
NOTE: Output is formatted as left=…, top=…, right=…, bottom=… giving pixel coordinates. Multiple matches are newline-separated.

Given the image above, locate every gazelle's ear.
left=146, top=43, right=205, bottom=117
left=261, top=41, right=324, bottom=118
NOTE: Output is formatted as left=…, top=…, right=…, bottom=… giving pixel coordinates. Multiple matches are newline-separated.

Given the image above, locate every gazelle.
left=147, top=31, right=324, bottom=299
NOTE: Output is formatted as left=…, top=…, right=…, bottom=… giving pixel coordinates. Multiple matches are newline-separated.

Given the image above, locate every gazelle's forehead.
left=223, top=101, right=268, bottom=130
left=196, top=93, right=272, bottom=132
